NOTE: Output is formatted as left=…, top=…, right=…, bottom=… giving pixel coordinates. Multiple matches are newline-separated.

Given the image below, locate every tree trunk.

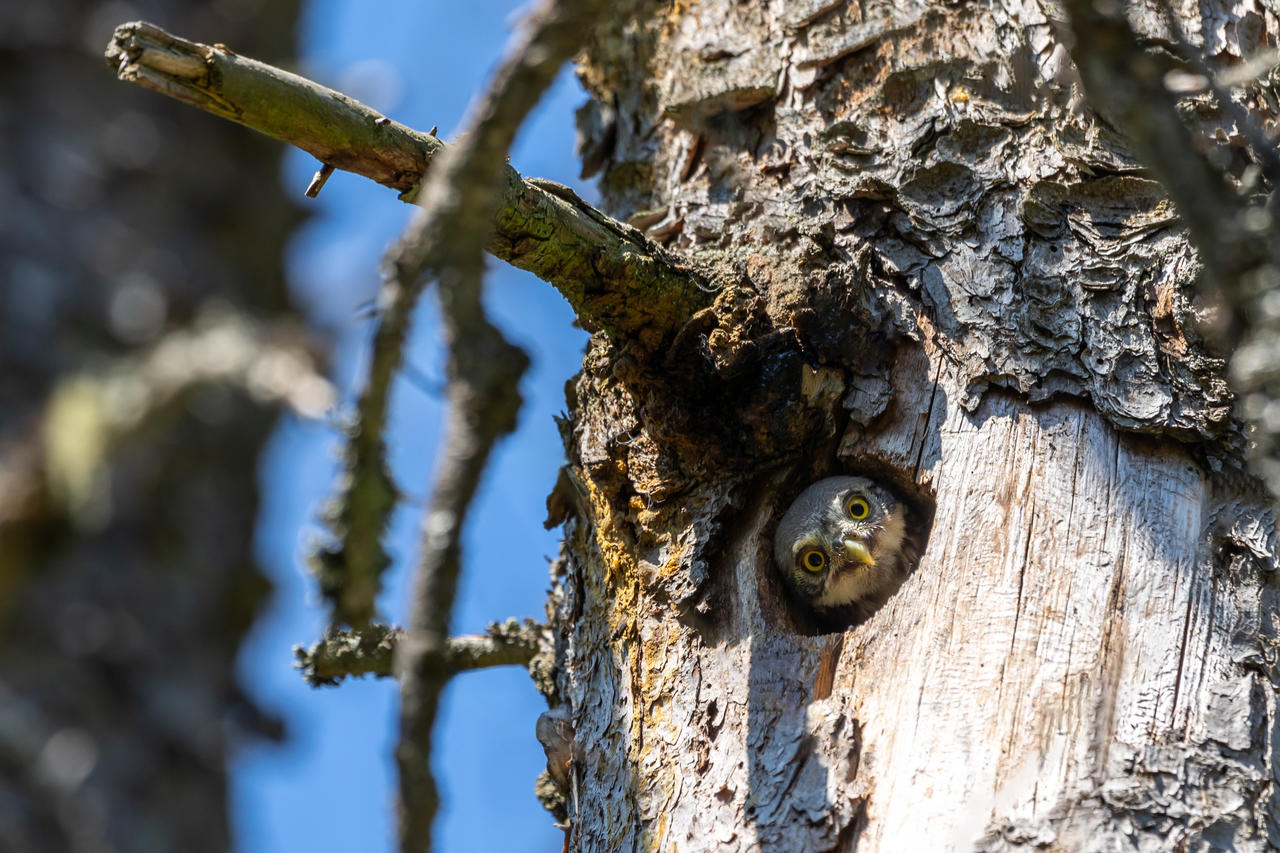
left=551, top=1, right=1280, bottom=849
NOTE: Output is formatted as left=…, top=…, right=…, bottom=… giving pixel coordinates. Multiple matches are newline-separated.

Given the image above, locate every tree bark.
left=551, top=1, right=1280, bottom=850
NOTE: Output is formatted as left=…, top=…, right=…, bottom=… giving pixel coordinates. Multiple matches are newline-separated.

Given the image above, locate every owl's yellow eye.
left=800, top=549, right=826, bottom=572
left=846, top=496, right=870, bottom=519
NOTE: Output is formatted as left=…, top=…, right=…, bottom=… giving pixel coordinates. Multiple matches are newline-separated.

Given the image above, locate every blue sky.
left=231, top=2, right=592, bottom=850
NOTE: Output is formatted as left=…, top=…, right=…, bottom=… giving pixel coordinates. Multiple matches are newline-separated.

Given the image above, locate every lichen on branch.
left=294, top=619, right=550, bottom=687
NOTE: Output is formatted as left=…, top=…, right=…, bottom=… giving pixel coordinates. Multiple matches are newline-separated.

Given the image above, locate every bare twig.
left=375, top=0, right=605, bottom=848
left=294, top=619, right=546, bottom=686
left=105, top=21, right=711, bottom=350
left=305, top=162, right=336, bottom=198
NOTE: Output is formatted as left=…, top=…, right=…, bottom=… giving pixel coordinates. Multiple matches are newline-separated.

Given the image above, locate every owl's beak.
left=840, top=537, right=875, bottom=566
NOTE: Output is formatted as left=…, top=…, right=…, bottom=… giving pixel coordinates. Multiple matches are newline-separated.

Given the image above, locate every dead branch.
left=0, top=312, right=329, bottom=551
left=360, top=0, right=606, bottom=848
left=294, top=620, right=546, bottom=686
left=105, top=21, right=711, bottom=351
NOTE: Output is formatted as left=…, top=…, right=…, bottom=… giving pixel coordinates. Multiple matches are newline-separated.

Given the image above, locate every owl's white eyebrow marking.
left=790, top=536, right=826, bottom=561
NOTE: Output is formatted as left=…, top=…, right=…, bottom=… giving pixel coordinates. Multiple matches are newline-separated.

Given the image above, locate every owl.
left=773, top=475, right=915, bottom=624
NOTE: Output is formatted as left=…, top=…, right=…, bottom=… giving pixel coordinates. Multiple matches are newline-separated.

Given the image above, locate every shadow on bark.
left=745, top=638, right=850, bottom=852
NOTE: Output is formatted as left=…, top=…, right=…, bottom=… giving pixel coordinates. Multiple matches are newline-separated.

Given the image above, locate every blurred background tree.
left=0, top=1, right=302, bottom=850
left=0, top=2, right=583, bottom=851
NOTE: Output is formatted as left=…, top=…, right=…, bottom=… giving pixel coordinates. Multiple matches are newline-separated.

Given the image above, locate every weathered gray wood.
left=551, top=0, right=1280, bottom=849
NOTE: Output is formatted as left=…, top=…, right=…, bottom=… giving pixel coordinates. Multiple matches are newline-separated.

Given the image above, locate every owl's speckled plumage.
left=773, top=475, right=915, bottom=622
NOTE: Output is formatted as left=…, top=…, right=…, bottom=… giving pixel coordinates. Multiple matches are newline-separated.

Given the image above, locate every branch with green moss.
left=105, top=20, right=712, bottom=352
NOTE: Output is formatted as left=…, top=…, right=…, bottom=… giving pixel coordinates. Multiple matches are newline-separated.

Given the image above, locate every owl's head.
left=773, top=475, right=909, bottom=612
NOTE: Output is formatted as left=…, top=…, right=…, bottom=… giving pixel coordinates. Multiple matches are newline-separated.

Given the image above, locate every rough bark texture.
left=0, top=2, right=301, bottom=849
left=550, top=0, right=1280, bottom=849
